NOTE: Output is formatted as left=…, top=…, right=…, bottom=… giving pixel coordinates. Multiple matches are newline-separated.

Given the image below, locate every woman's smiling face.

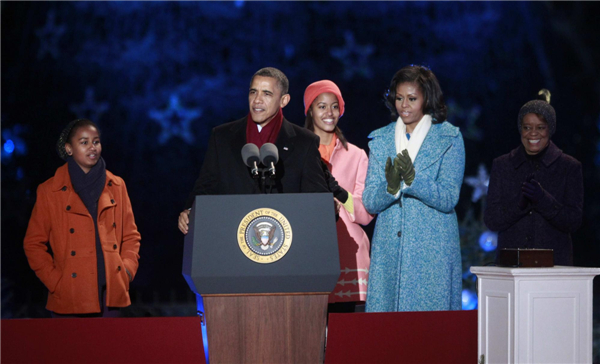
left=309, top=92, right=340, bottom=135
left=521, top=113, right=549, bottom=155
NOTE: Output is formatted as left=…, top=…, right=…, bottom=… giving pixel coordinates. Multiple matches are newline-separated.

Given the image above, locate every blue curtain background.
left=2, top=2, right=599, bottom=338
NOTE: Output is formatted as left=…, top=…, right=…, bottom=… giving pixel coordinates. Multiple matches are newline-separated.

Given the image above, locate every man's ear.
left=280, top=94, right=290, bottom=109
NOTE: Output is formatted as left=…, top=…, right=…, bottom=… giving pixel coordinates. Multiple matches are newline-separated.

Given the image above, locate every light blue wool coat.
left=363, top=121, right=465, bottom=312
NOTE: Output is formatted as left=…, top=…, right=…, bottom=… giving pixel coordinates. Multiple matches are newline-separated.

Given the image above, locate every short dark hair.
left=251, top=67, right=289, bottom=96
left=66, top=119, right=100, bottom=144
left=384, top=65, right=447, bottom=123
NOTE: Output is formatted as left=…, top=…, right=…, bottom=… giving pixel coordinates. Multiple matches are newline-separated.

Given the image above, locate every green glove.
left=385, top=156, right=403, bottom=195
left=397, top=149, right=416, bottom=186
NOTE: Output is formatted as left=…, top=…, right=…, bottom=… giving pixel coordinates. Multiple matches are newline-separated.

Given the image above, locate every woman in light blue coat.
left=364, top=65, right=465, bottom=312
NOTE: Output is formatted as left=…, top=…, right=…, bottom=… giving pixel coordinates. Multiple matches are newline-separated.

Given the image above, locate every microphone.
left=259, top=143, right=279, bottom=178
left=241, top=143, right=260, bottom=178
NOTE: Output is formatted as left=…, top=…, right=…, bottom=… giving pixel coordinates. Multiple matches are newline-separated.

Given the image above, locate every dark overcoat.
left=484, top=141, right=583, bottom=265
left=185, top=117, right=329, bottom=208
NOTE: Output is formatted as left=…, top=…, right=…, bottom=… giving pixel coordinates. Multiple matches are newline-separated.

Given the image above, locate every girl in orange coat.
left=24, top=119, right=141, bottom=317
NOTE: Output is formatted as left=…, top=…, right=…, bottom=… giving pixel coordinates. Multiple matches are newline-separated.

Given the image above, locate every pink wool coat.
left=326, top=139, right=374, bottom=303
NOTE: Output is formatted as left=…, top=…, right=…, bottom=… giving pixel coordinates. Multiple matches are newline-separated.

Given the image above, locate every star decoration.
left=148, top=94, right=201, bottom=145
left=284, top=44, right=295, bottom=59
left=447, top=99, right=483, bottom=141
left=35, top=10, right=67, bottom=59
left=464, top=163, right=489, bottom=202
left=69, top=87, right=110, bottom=122
left=330, top=31, right=375, bottom=80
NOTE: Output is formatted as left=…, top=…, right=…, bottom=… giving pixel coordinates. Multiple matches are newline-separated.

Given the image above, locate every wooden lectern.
left=183, top=193, right=339, bottom=364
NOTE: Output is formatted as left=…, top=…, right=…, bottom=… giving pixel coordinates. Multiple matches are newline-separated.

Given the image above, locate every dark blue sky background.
left=2, top=1, right=599, bottom=321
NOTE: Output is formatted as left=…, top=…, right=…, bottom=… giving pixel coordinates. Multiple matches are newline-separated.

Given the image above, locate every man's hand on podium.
left=178, top=209, right=190, bottom=235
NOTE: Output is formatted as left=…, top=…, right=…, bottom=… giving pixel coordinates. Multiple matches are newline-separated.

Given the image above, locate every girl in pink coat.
left=304, top=80, right=374, bottom=312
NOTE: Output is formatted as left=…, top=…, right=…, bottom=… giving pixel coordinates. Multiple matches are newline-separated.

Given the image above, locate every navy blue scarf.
left=68, top=157, right=107, bottom=310
left=68, top=157, right=106, bottom=212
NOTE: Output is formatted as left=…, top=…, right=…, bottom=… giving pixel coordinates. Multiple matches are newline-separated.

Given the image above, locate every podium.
left=471, top=266, right=600, bottom=364
left=182, top=193, right=339, bottom=364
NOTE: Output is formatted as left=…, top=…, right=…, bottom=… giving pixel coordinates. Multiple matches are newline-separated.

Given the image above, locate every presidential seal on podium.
left=237, top=208, right=293, bottom=264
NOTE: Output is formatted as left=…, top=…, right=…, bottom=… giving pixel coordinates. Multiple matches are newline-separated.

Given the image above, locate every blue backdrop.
left=2, top=1, right=599, bottom=326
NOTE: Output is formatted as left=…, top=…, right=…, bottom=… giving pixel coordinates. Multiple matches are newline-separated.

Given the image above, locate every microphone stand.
left=259, top=168, right=266, bottom=194
left=257, top=166, right=276, bottom=194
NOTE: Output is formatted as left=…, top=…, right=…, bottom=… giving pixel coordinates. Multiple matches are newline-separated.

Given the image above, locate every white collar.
left=395, top=114, right=432, bottom=162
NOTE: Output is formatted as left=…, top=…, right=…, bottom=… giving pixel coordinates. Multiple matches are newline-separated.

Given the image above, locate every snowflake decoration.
left=35, top=10, right=67, bottom=59
left=148, top=94, right=201, bottom=145
left=330, top=31, right=375, bottom=80
left=69, top=87, right=110, bottom=122
left=464, top=163, right=489, bottom=203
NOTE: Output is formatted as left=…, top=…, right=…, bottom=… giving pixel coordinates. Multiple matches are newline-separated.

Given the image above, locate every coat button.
left=111, top=199, right=115, bottom=204
left=529, top=210, right=533, bottom=215
left=66, top=205, right=71, bottom=211
left=71, top=251, right=76, bottom=256
left=108, top=181, right=112, bottom=186
left=70, top=228, right=75, bottom=234
left=71, top=273, right=77, bottom=278
left=61, top=186, right=67, bottom=191
left=113, top=244, right=118, bottom=250
left=113, top=222, right=116, bottom=228
left=397, top=231, right=402, bottom=237
left=117, top=266, right=122, bottom=271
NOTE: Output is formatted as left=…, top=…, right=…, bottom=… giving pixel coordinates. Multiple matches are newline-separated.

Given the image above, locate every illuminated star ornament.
left=330, top=31, right=375, bottom=80
left=35, top=10, right=67, bottom=59
left=69, top=88, right=110, bottom=122
left=148, top=94, right=201, bottom=145
left=464, top=163, right=489, bottom=202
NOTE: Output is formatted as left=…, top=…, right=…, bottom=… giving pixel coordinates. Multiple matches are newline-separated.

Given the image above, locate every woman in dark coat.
left=484, top=90, right=583, bottom=265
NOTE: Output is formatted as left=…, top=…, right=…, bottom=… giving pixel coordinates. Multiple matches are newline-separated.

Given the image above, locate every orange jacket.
left=24, top=164, right=141, bottom=314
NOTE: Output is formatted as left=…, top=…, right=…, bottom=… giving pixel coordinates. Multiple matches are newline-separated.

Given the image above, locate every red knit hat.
left=303, top=80, right=345, bottom=117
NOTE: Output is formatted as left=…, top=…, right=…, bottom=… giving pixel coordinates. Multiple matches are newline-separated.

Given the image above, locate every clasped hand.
left=385, top=149, right=415, bottom=195
left=518, top=173, right=545, bottom=209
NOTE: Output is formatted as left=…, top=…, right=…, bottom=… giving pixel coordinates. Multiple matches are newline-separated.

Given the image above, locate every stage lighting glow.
left=478, top=230, right=498, bottom=252
left=462, top=289, right=478, bottom=310
left=4, top=140, right=15, bottom=154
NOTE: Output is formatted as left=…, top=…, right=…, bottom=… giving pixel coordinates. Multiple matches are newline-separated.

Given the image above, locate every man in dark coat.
left=484, top=90, right=583, bottom=265
left=178, top=67, right=329, bottom=234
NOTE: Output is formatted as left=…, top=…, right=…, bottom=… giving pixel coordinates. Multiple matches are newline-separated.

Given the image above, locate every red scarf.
left=246, top=108, right=283, bottom=149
